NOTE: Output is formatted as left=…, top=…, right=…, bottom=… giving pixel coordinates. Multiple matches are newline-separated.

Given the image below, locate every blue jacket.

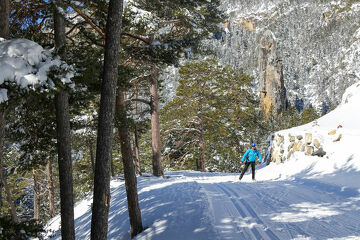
left=242, top=149, right=262, bottom=163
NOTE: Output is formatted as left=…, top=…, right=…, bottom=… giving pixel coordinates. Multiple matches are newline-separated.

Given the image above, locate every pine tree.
left=120, top=0, right=225, bottom=176
left=161, top=58, right=259, bottom=172
left=53, top=0, right=75, bottom=238
left=91, top=0, right=126, bottom=239
left=0, top=0, right=18, bottom=223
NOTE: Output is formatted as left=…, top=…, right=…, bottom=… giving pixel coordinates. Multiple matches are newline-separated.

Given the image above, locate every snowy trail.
left=45, top=171, right=360, bottom=240
left=199, top=175, right=360, bottom=240
left=45, top=82, right=360, bottom=239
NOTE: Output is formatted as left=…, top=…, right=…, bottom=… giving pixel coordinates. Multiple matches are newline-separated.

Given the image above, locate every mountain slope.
left=210, top=0, right=360, bottom=112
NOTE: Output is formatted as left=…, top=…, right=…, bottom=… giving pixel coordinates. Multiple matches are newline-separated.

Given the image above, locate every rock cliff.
left=258, top=30, right=287, bottom=118
left=210, top=0, right=360, bottom=113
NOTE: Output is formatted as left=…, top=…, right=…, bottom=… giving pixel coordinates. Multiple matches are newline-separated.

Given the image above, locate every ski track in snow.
left=45, top=172, right=360, bottom=240
left=200, top=175, right=360, bottom=240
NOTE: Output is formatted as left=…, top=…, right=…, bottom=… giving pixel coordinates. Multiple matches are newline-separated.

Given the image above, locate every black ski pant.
left=239, top=161, right=256, bottom=180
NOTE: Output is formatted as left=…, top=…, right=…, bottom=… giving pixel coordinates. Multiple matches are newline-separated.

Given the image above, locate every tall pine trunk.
left=33, top=169, right=40, bottom=221
left=0, top=179, right=2, bottom=213
left=91, top=0, right=123, bottom=239
left=0, top=108, right=17, bottom=223
left=133, top=127, right=141, bottom=175
left=0, top=0, right=16, bottom=223
left=116, top=92, right=143, bottom=237
left=55, top=91, right=75, bottom=239
left=89, top=143, right=95, bottom=174
left=149, top=65, right=163, bottom=177
left=132, top=91, right=141, bottom=175
left=46, top=159, right=55, bottom=218
left=198, top=119, right=206, bottom=172
left=0, top=0, right=9, bottom=39
left=53, top=1, right=75, bottom=238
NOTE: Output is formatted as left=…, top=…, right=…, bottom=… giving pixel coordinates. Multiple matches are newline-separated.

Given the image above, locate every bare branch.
left=122, top=32, right=151, bottom=44
left=68, top=3, right=105, bottom=39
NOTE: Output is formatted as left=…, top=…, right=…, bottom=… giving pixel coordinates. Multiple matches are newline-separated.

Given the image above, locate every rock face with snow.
left=258, top=30, right=286, bottom=118
left=212, top=0, right=360, bottom=113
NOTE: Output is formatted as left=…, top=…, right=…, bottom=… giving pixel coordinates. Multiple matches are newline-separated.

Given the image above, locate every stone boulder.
left=305, top=146, right=314, bottom=156
left=313, top=139, right=320, bottom=149
left=276, top=135, right=284, bottom=145
left=305, top=133, right=312, bottom=145
left=293, top=141, right=303, bottom=152
left=328, top=129, right=336, bottom=135
left=288, top=142, right=294, bottom=151
left=312, top=148, right=326, bottom=157
left=289, top=134, right=295, bottom=142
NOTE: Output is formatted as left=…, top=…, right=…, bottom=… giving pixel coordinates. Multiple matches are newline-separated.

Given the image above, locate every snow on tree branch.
left=0, top=38, right=74, bottom=103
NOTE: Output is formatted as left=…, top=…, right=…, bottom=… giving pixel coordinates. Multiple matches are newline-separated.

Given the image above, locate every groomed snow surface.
left=45, top=82, right=360, bottom=240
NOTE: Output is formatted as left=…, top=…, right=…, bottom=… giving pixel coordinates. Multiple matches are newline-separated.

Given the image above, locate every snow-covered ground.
left=45, top=81, right=360, bottom=239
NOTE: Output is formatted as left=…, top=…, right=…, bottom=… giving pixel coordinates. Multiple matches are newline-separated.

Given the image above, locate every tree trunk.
left=53, top=0, right=75, bottom=238
left=55, top=90, right=75, bottom=239
left=90, top=0, right=123, bottom=239
left=0, top=0, right=9, bottom=39
left=111, top=159, right=115, bottom=177
left=0, top=178, right=2, bottom=213
left=133, top=127, right=141, bottom=175
left=198, top=120, right=206, bottom=172
left=149, top=65, right=163, bottom=177
left=0, top=0, right=12, bottom=221
left=116, top=92, right=143, bottom=237
left=132, top=91, right=141, bottom=175
left=89, top=143, right=95, bottom=175
left=33, top=169, right=40, bottom=221
left=0, top=107, right=17, bottom=223
left=46, top=159, right=55, bottom=218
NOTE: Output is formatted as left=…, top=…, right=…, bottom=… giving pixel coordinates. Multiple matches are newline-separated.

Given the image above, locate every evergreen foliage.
left=160, top=58, right=266, bottom=172
left=0, top=216, right=43, bottom=240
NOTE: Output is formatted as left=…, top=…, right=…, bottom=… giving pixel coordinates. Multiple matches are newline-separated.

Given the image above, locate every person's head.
left=251, top=143, right=256, bottom=149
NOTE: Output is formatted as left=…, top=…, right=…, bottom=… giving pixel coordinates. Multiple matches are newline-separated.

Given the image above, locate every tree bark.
left=33, top=169, right=40, bottom=221
left=149, top=65, right=163, bottom=177
left=53, top=0, right=75, bottom=239
left=46, top=159, right=55, bottom=218
left=55, top=90, right=75, bottom=239
left=89, top=143, right=95, bottom=175
left=0, top=178, right=2, bottom=213
left=90, top=0, right=123, bottom=239
left=116, top=92, right=143, bottom=237
left=0, top=107, right=17, bottom=223
left=198, top=121, right=206, bottom=172
left=0, top=0, right=9, bottom=39
left=132, top=91, right=141, bottom=175
left=0, top=0, right=17, bottom=223
left=111, top=159, right=115, bottom=177
left=133, top=127, right=141, bottom=175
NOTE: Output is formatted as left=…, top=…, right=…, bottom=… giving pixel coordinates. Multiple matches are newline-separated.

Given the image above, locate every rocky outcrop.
left=259, top=30, right=287, bottom=118
left=211, top=0, right=360, bottom=113
left=267, top=132, right=327, bottom=164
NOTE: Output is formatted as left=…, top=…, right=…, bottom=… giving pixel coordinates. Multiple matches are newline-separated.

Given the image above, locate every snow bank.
left=263, top=81, right=360, bottom=188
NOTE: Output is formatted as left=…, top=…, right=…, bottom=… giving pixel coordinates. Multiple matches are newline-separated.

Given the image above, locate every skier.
left=239, top=143, right=262, bottom=181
